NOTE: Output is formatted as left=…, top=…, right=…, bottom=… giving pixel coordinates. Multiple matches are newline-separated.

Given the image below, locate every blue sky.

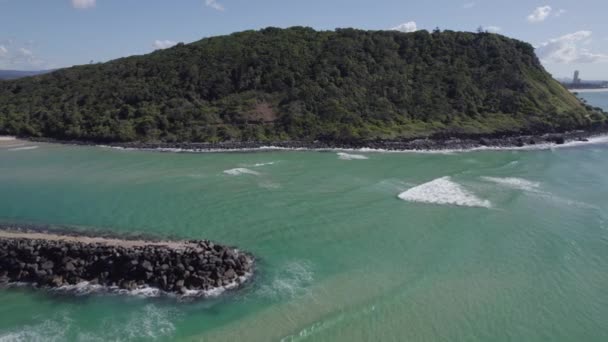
left=1, top=0, right=607, bottom=79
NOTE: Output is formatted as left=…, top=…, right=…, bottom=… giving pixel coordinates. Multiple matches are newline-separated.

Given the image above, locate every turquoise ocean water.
left=0, top=92, right=607, bottom=341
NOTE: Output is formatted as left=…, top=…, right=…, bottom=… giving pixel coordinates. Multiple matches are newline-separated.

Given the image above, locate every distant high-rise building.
left=573, top=70, right=581, bottom=84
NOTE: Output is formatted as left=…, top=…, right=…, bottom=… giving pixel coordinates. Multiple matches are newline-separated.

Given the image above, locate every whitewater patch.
left=257, top=260, right=314, bottom=299
left=250, top=161, right=276, bottom=167
left=481, top=176, right=599, bottom=210
left=223, top=168, right=260, bottom=176
left=481, top=176, right=541, bottom=192
left=4, top=271, right=252, bottom=301
left=337, top=152, right=369, bottom=160
left=98, top=134, right=608, bottom=155
left=120, top=305, right=177, bottom=340
left=8, top=145, right=38, bottom=151
left=0, top=305, right=178, bottom=342
left=0, top=314, right=71, bottom=342
left=398, top=176, right=491, bottom=208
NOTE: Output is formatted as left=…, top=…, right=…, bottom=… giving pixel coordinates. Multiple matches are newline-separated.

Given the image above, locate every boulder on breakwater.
left=0, top=229, right=254, bottom=297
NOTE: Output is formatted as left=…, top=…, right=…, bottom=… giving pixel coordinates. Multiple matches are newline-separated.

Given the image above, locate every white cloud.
left=18, top=48, right=32, bottom=57
left=153, top=40, right=177, bottom=50
left=536, top=31, right=608, bottom=64
left=0, top=44, right=47, bottom=70
left=205, top=0, right=224, bottom=11
left=554, top=9, right=566, bottom=17
left=463, top=2, right=475, bottom=9
left=71, top=0, right=95, bottom=9
left=392, top=21, right=418, bottom=33
left=483, top=26, right=501, bottom=33
left=527, top=5, right=552, bottom=23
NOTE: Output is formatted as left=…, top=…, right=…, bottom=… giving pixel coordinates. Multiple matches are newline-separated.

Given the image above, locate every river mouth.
left=1, top=104, right=608, bottom=340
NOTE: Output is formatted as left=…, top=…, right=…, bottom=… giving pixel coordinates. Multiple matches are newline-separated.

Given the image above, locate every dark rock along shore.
left=25, top=126, right=608, bottom=152
left=0, top=233, right=254, bottom=296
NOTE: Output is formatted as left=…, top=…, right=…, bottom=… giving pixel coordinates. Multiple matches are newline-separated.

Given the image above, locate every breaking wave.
left=337, top=152, right=369, bottom=160
left=223, top=168, right=260, bottom=176
left=8, top=146, right=39, bottom=151
left=98, top=134, right=608, bottom=155
left=481, top=176, right=541, bottom=192
left=398, top=176, right=491, bottom=208
left=5, top=271, right=252, bottom=300
left=482, top=177, right=597, bottom=210
left=250, top=162, right=276, bottom=167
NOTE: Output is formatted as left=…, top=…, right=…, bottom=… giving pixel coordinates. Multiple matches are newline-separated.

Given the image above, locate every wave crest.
left=481, top=176, right=540, bottom=192
left=337, top=152, right=368, bottom=160
left=223, top=168, right=260, bottom=176
left=8, top=146, right=38, bottom=151
left=398, top=176, right=491, bottom=208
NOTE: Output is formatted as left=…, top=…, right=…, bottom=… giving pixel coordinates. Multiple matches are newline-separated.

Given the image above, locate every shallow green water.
left=0, top=92, right=607, bottom=341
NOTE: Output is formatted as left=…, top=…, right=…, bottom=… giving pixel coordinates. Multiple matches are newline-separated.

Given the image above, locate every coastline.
left=15, top=127, right=608, bottom=153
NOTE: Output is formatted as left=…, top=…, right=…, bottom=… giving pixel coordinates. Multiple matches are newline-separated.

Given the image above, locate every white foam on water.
left=398, top=176, right=491, bottom=208
left=0, top=296, right=205, bottom=341
left=99, top=134, right=608, bottom=154
left=481, top=176, right=541, bottom=192
left=54, top=281, right=105, bottom=296
left=480, top=176, right=597, bottom=210
left=251, top=161, right=276, bottom=167
left=78, top=304, right=178, bottom=341
left=223, top=168, right=260, bottom=176
left=0, top=136, right=16, bottom=141
left=469, top=135, right=608, bottom=152
left=6, top=270, right=253, bottom=299
left=258, top=260, right=314, bottom=299
left=121, top=304, right=176, bottom=340
left=0, top=314, right=71, bottom=342
left=7, top=146, right=38, bottom=151
left=337, top=152, right=369, bottom=160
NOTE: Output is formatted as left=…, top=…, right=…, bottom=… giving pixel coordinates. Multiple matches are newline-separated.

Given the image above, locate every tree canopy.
left=0, top=27, right=604, bottom=143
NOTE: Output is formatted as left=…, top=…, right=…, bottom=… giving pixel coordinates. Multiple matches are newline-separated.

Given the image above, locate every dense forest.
left=0, top=27, right=605, bottom=143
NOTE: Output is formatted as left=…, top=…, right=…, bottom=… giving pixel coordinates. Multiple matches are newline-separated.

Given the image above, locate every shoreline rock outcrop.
left=0, top=229, right=254, bottom=297
left=24, top=126, right=608, bottom=153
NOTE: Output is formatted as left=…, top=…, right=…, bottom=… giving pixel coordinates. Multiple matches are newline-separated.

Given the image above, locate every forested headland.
left=0, top=27, right=605, bottom=144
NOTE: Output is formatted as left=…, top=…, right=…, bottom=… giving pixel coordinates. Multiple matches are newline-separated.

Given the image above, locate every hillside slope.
left=0, top=27, right=605, bottom=143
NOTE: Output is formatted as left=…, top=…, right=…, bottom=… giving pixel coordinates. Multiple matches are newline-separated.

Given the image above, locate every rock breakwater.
left=0, top=229, right=254, bottom=298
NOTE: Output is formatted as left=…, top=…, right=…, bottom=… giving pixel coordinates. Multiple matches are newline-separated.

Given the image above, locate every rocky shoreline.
left=0, top=228, right=254, bottom=298
left=22, top=127, right=608, bottom=152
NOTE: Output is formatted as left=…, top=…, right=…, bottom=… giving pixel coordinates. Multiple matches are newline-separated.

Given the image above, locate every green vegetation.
left=0, top=27, right=604, bottom=143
